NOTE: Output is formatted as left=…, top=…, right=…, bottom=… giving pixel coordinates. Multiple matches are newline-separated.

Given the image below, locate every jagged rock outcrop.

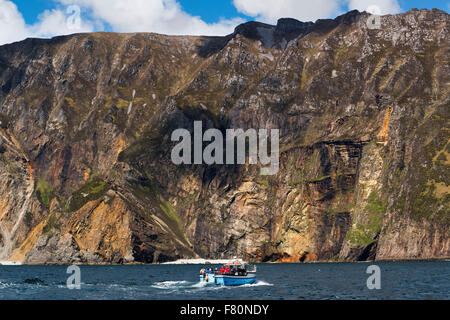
left=0, top=9, right=448, bottom=264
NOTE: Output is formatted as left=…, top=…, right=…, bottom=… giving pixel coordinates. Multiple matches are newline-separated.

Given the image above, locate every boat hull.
left=199, top=274, right=215, bottom=283
left=214, top=274, right=256, bottom=286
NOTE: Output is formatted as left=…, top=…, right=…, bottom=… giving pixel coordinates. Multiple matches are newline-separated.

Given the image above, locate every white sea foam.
left=151, top=280, right=190, bottom=289
left=0, top=281, right=15, bottom=288
left=151, top=278, right=273, bottom=291
left=152, top=280, right=229, bottom=291
left=238, top=280, right=273, bottom=288
left=191, top=281, right=209, bottom=288
left=162, top=258, right=243, bottom=265
left=0, top=261, right=22, bottom=265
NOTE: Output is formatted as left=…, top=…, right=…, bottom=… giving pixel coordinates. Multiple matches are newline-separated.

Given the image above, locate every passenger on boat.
left=206, top=268, right=211, bottom=274
left=231, top=266, right=238, bottom=275
left=238, top=267, right=247, bottom=276
left=220, top=266, right=225, bottom=274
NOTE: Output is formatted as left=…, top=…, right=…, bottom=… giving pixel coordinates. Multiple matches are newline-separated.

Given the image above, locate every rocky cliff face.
left=0, top=9, right=448, bottom=264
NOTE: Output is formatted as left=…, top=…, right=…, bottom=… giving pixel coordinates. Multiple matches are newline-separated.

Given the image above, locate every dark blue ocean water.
left=0, top=261, right=449, bottom=300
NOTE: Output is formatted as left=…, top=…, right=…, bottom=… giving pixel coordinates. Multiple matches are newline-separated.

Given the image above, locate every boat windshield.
left=245, top=264, right=257, bottom=273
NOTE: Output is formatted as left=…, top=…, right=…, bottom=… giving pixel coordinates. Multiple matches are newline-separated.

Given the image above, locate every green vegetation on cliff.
left=69, top=177, right=109, bottom=212
left=36, top=178, right=54, bottom=208
left=345, top=191, right=387, bottom=246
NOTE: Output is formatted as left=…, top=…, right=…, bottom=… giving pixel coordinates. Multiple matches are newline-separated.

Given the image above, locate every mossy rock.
left=344, top=191, right=386, bottom=246
left=35, top=178, right=55, bottom=207
left=69, top=177, right=109, bottom=212
left=0, top=112, right=10, bottom=129
left=43, top=214, right=61, bottom=236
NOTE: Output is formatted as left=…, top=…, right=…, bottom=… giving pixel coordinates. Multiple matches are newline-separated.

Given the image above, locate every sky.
left=0, top=0, right=448, bottom=45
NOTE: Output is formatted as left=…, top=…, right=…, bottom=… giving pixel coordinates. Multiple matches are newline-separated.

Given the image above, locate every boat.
left=199, top=273, right=215, bottom=283
left=199, top=266, right=217, bottom=284
left=199, top=260, right=257, bottom=286
left=214, top=273, right=256, bottom=286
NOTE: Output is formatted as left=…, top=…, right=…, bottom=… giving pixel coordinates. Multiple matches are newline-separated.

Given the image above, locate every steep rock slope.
left=0, top=9, right=448, bottom=264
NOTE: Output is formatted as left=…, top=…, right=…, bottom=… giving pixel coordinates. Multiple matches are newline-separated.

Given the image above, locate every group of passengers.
left=200, top=264, right=247, bottom=277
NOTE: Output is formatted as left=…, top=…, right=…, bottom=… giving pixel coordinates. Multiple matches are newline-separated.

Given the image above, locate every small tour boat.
left=199, top=260, right=257, bottom=286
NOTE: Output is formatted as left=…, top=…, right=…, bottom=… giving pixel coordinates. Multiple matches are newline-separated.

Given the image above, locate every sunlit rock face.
left=0, top=9, right=448, bottom=264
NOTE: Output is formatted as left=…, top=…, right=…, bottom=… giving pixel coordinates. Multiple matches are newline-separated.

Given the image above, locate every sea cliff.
left=0, top=9, right=448, bottom=264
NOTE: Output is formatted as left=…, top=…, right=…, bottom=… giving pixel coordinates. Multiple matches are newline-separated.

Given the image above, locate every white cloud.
left=0, top=0, right=93, bottom=45
left=0, top=0, right=241, bottom=46
left=347, top=0, right=401, bottom=15
left=233, top=0, right=343, bottom=23
left=233, top=0, right=402, bottom=24
left=0, top=0, right=405, bottom=46
left=56, top=0, right=244, bottom=36
left=31, top=9, right=93, bottom=38
left=0, top=0, right=31, bottom=44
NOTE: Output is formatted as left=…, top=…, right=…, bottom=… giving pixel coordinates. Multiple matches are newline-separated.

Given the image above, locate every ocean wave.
left=191, top=281, right=210, bottom=288
left=24, top=278, right=46, bottom=286
left=0, top=281, right=15, bottom=288
left=162, top=258, right=244, bottom=265
left=151, top=280, right=191, bottom=289
left=151, top=278, right=274, bottom=290
left=238, top=280, right=274, bottom=287
left=0, top=261, right=22, bottom=266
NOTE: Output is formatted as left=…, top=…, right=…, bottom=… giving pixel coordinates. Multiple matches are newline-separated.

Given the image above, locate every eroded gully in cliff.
left=0, top=129, right=35, bottom=261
